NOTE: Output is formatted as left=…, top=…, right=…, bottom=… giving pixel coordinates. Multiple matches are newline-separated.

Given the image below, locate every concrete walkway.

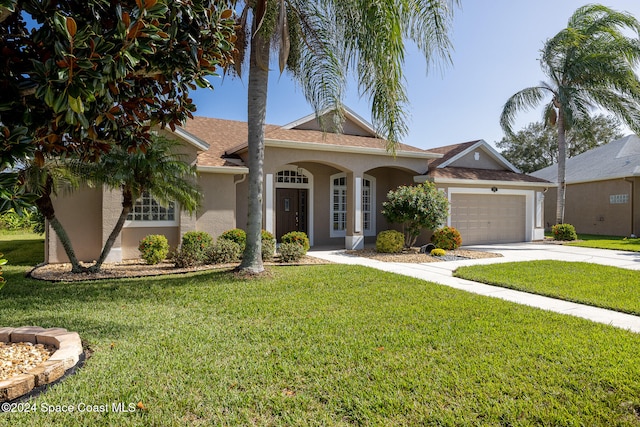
left=308, top=242, right=640, bottom=333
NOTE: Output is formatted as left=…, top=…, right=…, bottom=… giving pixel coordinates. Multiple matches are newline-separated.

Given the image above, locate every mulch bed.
left=28, top=255, right=330, bottom=282
left=345, top=248, right=502, bottom=263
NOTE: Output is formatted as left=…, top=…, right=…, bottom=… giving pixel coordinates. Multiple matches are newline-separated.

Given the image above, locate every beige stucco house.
left=46, top=109, right=551, bottom=263
left=531, top=134, right=640, bottom=236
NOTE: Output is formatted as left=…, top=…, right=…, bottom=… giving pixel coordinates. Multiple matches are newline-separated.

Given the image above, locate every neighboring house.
left=531, top=135, right=640, bottom=236
left=46, top=108, right=551, bottom=263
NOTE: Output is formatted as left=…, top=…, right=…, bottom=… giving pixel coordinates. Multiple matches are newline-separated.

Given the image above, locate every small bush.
left=220, top=228, right=247, bottom=251
left=171, top=249, right=201, bottom=268
left=138, top=234, right=169, bottom=265
left=207, top=238, right=242, bottom=264
left=279, top=242, right=306, bottom=263
left=430, top=248, right=446, bottom=257
left=552, top=223, right=577, bottom=241
left=376, top=230, right=405, bottom=253
left=261, top=230, right=276, bottom=261
left=431, top=226, right=463, bottom=250
left=281, top=231, right=310, bottom=252
left=180, top=231, right=214, bottom=265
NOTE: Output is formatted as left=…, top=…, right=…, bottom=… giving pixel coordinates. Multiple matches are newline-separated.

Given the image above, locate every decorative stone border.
left=0, top=326, right=83, bottom=403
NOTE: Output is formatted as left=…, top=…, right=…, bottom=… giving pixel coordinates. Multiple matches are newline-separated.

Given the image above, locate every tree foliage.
left=382, top=182, right=449, bottom=248
left=0, top=0, right=236, bottom=167
left=78, top=134, right=201, bottom=272
left=234, top=0, right=460, bottom=274
left=497, top=115, right=623, bottom=173
left=500, top=4, right=640, bottom=224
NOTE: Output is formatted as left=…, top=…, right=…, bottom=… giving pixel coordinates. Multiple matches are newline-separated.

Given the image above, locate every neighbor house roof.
left=531, top=134, right=640, bottom=184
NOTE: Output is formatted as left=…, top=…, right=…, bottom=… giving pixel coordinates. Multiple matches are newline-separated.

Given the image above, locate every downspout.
left=624, top=177, right=635, bottom=237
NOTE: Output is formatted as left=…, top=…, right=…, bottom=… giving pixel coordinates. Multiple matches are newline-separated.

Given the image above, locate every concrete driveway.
left=308, top=242, right=640, bottom=333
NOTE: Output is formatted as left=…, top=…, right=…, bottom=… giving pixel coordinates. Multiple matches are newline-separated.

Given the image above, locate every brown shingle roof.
left=426, top=140, right=481, bottom=169
left=429, top=167, right=551, bottom=183
left=180, top=116, right=432, bottom=167
left=263, top=127, right=429, bottom=153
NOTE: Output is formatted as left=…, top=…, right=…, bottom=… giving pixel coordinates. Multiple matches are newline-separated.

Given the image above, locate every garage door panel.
left=451, top=194, right=525, bottom=245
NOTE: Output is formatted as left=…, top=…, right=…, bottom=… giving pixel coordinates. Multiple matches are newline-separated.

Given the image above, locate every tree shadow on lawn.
left=0, top=238, right=44, bottom=266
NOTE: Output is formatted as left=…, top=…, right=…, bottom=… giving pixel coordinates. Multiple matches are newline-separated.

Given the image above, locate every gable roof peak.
left=429, top=139, right=521, bottom=173
left=282, top=105, right=379, bottom=138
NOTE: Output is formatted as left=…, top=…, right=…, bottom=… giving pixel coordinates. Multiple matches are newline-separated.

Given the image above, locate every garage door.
left=451, top=194, right=526, bottom=245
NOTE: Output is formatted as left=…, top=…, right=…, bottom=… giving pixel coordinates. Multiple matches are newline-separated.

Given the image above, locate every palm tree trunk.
left=556, top=111, right=567, bottom=225
left=35, top=176, right=85, bottom=273
left=87, top=188, right=133, bottom=273
left=238, top=29, right=271, bottom=274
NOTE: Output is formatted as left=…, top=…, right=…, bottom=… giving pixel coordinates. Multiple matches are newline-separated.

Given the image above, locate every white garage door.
left=451, top=194, right=526, bottom=245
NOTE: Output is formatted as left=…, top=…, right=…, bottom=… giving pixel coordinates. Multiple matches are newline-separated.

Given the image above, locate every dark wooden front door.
left=276, top=188, right=308, bottom=240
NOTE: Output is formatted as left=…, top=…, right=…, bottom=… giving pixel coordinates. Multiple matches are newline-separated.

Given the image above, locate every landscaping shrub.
left=138, top=234, right=169, bottom=265
left=171, top=249, right=201, bottom=268
left=279, top=242, right=306, bottom=263
left=281, top=231, right=310, bottom=252
left=430, top=248, right=446, bottom=257
left=431, top=226, right=463, bottom=250
left=376, top=230, right=405, bottom=253
left=0, top=208, right=44, bottom=234
left=219, top=228, right=247, bottom=251
left=552, top=223, right=577, bottom=241
left=178, top=231, right=214, bottom=265
left=261, top=230, right=276, bottom=261
left=207, top=238, right=242, bottom=264
left=381, top=182, right=449, bottom=247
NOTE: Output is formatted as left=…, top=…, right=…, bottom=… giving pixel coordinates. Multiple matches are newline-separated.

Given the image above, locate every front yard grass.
left=455, top=260, right=640, bottom=315
left=566, top=234, right=640, bottom=252
left=2, top=249, right=640, bottom=425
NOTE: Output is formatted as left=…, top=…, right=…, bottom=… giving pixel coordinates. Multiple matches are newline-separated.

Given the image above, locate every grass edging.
left=454, top=260, right=640, bottom=315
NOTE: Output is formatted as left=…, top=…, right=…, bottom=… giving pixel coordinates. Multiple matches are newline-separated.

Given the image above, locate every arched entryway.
left=271, top=166, right=314, bottom=244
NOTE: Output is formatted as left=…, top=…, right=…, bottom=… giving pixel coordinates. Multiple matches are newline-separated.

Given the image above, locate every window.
left=276, top=169, right=309, bottom=184
left=126, top=192, right=177, bottom=226
left=362, top=178, right=375, bottom=235
left=330, top=174, right=375, bottom=237
left=610, top=194, right=629, bottom=204
left=331, top=175, right=347, bottom=236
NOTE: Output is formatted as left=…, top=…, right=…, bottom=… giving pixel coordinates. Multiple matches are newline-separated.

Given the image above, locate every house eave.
left=414, top=176, right=555, bottom=188
left=552, top=173, right=640, bottom=186
left=252, top=139, right=443, bottom=159
left=172, top=127, right=210, bottom=152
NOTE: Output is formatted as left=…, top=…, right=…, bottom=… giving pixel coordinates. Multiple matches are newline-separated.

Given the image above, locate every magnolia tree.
left=0, top=0, right=237, bottom=167
left=381, top=182, right=449, bottom=247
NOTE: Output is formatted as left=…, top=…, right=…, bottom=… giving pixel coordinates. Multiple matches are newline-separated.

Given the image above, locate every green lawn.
left=3, top=240, right=640, bottom=425
left=566, top=234, right=640, bottom=252
left=0, top=230, right=44, bottom=266
left=455, top=260, right=640, bottom=315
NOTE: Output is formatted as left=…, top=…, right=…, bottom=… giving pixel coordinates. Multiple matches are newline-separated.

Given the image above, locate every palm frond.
left=500, top=86, right=551, bottom=137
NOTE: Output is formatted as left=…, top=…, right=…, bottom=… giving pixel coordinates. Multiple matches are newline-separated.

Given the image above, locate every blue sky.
left=190, top=1, right=640, bottom=150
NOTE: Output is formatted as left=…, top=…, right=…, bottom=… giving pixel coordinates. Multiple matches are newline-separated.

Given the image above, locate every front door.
left=276, top=188, right=308, bottom=240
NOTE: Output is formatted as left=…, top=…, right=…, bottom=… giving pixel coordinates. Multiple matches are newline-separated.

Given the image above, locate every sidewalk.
left=308, top=243, right=640, bottom=333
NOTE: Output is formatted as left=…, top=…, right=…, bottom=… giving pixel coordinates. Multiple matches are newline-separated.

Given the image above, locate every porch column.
left=265, top=173, right=275, bottom=235
left=345, top=172, right=364, bottom=250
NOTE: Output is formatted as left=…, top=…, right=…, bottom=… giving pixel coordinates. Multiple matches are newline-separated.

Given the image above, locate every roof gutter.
left=414, top=176, right=555, bottom=188
left=197, top=165, right=249, bottom=174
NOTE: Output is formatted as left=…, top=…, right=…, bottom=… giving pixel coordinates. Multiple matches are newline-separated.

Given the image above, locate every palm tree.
left=233, top=0, right=460, bottom=274
left=15, top=159, right=85, bottom=272
left=500, top=4, right=640, bottom=225
left=80, top=134, right=201, bottom=272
